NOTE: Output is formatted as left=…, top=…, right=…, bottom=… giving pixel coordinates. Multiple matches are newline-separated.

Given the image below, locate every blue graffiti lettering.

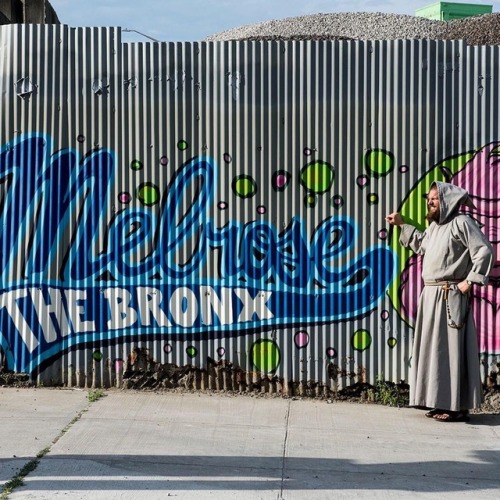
left=0, top=135, right=397, bottom=373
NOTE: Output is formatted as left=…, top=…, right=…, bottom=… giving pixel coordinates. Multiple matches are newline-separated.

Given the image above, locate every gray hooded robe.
left=400, top=181, right=494, bottom=411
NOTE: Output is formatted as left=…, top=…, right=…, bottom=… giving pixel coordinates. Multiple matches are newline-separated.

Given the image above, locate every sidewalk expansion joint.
left=0, top=398, right=94, bottom=499
left=278, top=398, right=292, bottom=500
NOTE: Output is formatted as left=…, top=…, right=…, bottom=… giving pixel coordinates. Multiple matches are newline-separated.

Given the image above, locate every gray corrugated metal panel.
left=0, top=27, right=11, bottom=144
left=0, top=23, right=122, bottom=156
left=465, top=45, right=482, bottom=147
left=0, top=29, right=498, bottom=391
left=0, top=25, right=118, bottom=383
left=464, top=44, right=500, bottom=148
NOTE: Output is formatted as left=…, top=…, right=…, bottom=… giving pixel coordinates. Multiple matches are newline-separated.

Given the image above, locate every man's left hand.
left=458, top=280, right=472, bottom=294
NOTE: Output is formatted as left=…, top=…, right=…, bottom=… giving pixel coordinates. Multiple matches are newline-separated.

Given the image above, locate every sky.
left=48, top=0, right=500, bottom=43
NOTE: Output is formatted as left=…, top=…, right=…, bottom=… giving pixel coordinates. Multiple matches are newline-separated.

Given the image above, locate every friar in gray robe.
left=386, top=181, right=494, bottom=420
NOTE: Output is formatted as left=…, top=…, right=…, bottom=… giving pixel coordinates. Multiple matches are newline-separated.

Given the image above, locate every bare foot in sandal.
left=433, top=411, right=470, bottom=422
left=425, top=409, right=444, bottom=418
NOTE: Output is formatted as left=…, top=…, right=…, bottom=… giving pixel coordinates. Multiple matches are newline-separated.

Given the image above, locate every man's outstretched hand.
left=385, top=212, right=404, bottom=226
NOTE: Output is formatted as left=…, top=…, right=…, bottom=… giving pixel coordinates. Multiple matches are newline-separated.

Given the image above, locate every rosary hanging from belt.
left=442, top=282, right=465, bottom=330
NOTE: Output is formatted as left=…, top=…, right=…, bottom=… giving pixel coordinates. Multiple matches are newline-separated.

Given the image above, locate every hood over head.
left=431, top=181, right=476, bottom=224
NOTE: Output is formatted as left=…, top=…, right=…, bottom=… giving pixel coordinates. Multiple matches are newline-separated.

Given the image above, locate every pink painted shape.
left=275, top=174, right=287, bottom=188
left=400, top=143, right=500, bottom=353
left=294, top=331, right=310, bottom=349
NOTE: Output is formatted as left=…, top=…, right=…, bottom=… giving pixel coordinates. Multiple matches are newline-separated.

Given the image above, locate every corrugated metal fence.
left=0, top=25, right=498, bottom=392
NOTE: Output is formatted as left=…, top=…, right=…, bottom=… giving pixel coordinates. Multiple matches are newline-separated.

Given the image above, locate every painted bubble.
left=399, top=165, right=409, bottom=173
left=136, top=182, right=160, bottom=206
left=365, top=149, right=395, bottom=177
left=218, top=201, right=228, bottom=210
left=294, top=331, right=310, bottom=349
left=130, top=159, right=143, bottom=171
left=93, top=351, right=103, bottom=361
left=251, top=339, right=281, bottom=373
left=272, top=170, right=292, bottom=192
left=351, top=329, right=372, bottom=352
left=177, top=140, right=189, bottom=151
left=356, top=175, right=369, bottom=188
left=217, top=347, right=226, bottom=357
left=299, top=161, right=335, bottom=193
left=77, top=134, right=85, bottom=143
left=387, top=337, right=398, bottom=348
left=304, top=194, right=318, bottom=208
left=232, top=175, right=257, bottom=198
left=367, top=193, right=379, bottom=205
left=381, top=310, right=390, bottom=321
left=114, top=358, right=123, bottom=373
left=223, top=153, right=232, bottom=164
left=257, top=205, right=267, bottom=214
left=159, top=156, right=169, bottom=166
left=378, top=229, right=388, bottom=240
left=118, top=192, right=131, bottom=204
left=164, top=343, right=173, bottom=354
left=331, top=195, right=344, bottom=209
left=303, top=147, right=313, bottom=156
left=326, top=347, right=337, bottom=359
left=186, top=346, right=198, bottom=358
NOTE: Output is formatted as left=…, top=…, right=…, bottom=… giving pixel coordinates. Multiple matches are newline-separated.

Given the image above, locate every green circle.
left=136, top=183, right=160, bottom=206
left=299, top=161, right=335, bottom=193
left=387, top=337, right=398, bottom=348
left=365, top=149, right=394, bottom=177
left=93, top=351, right=103, bottom=361
left=304, top=194, right=318, bottom=208
left=186, top=346, right=197, bottom=358
left=367, top=193, right=379, bottom=205
left=232, top=175, right=257, bottom=198
left=352, top=330, right=372, bottom=352
left=251, top=339, right=280, bottom=373
left=130, top=160, right=143, bottom=171
left=177, top=140, right=188, bottom=151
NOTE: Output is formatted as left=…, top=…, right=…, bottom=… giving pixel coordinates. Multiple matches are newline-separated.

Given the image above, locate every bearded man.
left=386, top=181, right=494, bottom=422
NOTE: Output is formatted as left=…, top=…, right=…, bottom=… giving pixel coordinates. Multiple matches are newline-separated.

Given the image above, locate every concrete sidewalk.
left=1, top=388, right=499, bottom=499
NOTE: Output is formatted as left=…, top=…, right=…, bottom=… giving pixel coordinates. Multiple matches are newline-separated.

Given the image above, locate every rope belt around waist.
left=423, top=280, right=466, bottom=329
left=423, top=280, right=462, bottom=286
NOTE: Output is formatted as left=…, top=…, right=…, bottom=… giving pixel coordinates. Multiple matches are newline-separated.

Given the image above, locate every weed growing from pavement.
left=87, top=388, right=106, bottom=402
left=0, top=447, right=51, bottom=499
left=372, top=375, right=409, bottom=407
left=0, top=459, right=39, bottom=499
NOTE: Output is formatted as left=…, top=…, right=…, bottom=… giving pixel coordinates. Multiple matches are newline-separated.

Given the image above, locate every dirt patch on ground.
left=2, top=353, right=499, bottom=414
left=0, top=372, right=30, bottom=387
left=474, top=389, right=500, bottom=414
left=330, top=380, right=500, bottom=414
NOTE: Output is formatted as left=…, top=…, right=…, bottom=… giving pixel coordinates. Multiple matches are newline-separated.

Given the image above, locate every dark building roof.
left=0, top=0, right=59, bottom=25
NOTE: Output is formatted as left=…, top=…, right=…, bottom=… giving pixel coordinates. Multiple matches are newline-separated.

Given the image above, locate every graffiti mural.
left=1, top=27, right=499, bottom=388
left=0, top=135, right=396, bottom=374
left=390, top=143, right=500, bottom=354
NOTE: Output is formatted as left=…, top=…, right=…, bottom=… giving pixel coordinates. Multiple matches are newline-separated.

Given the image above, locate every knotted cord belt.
left=424, top=280, right=465, bottom=329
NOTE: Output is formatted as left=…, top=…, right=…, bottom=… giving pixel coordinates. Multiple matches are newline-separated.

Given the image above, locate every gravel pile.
left=205, top=12, right=500, bottom=45
left=445, top=13, right=500, bottom=45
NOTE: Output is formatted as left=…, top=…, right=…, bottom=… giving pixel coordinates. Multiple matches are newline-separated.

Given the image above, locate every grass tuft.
left=0, top=459, right=39, bottom=499
left=372, top=375, right=409, bottom=408
left=87, top=388, right=106, bottom=402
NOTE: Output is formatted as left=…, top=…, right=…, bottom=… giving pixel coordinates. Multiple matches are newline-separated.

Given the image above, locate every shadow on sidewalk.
left=2, top=450, right=500, bottom=493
